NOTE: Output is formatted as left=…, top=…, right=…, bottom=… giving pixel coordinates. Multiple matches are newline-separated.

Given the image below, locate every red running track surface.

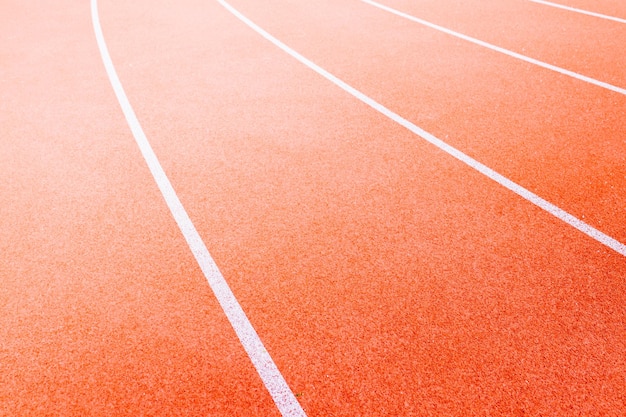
left=1, top=0, right=625, bottom=415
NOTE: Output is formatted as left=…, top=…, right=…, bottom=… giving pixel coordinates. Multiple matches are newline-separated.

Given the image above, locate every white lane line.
left=361, top=0, right=626, bottom=97
left=216, top=0, right=626, bottom=258
left=528, top=0, right=626, bottom=25
left=90, top=1, right=306, bottom=416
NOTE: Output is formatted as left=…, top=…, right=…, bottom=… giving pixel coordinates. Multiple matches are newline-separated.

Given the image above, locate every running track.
left=1, top=0, right=625, bottom=415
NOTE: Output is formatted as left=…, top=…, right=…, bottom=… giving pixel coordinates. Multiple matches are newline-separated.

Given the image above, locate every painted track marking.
left=528, top=0, right=626, bottom=24
left=361, top=0, right=626, bottom=97
left=216, top=0, right=626, bottom=258
left=90, top=1, right=306, bottom=416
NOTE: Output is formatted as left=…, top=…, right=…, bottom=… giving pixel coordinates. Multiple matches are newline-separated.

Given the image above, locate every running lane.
left=0, top=1, right=281, bottom=415
left=536, top=0, right=626, bottom=18
left=361, top=0, right=626, bottom=87
left=221, top=0, right=626, bottom=244
left=99, top=0, right=626, bottom=415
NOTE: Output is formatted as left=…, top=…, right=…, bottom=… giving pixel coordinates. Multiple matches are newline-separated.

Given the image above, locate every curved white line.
left=216, top=0, right=626, bottom=257
left=90, top=1, right=306, bottom=416
left=528, top=0, right=626, bottom=25
left=362, top=0, right=626, bottom=97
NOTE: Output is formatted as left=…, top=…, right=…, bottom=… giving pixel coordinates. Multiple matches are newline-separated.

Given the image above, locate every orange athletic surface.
left=1, top=0, right=625, bottom=416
